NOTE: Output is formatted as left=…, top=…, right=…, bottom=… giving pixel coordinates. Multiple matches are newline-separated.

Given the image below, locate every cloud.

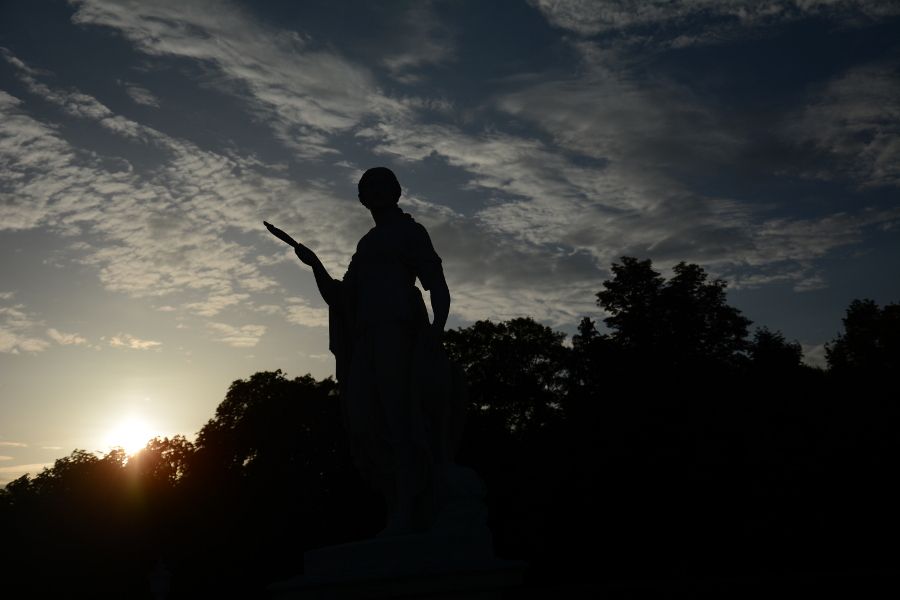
left=184, top=293, right=250, bottom=318
left=802, top=343, right=828, bottom=369
left=0, top=54, right=365, bottom=333
left=528, top=0, right=900, bottom=43
left=41, top=446, right=64, bottom=451
left=793, top=274, right=828, bottom=293
left=283, top=299, right=329, bottom=328
left=122, top=82, right=160, bottom=107
left=2, top=3, right=896, bottom=341
left=380, top=2, right=456, bottom=83
left=787, top=62, right=900, bottom=188
left=47, top=328, right=89, bottom=346
left=0, top=441, right=28, bottom=448
left=206, top=322, right=266, bottom=348
left=361, top=50, right=900, bottom=312
left=0, top=462, right=53, bottom=485
left=0, top=456, right=12, bottom=461
left=0, top=298, right=50, bottom=354
left=68, top=0, right=403, bottom=156
left=108, top=333, right=162, bottom=350
left=495, top=58, right=741, bottom=172
left=4, top=20, right=617, bottom=329
left=749, top=207, right=900, bottom=266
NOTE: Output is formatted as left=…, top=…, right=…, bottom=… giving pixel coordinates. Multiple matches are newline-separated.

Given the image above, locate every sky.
left=1, top=0, right=899, bottom=483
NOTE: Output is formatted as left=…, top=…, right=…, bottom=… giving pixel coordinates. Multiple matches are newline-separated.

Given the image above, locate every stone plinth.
left=269, top=532, right=525, bottom=599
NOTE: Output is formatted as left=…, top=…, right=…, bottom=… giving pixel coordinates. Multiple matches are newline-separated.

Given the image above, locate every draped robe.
left=322, top=208, right=466, bottom=529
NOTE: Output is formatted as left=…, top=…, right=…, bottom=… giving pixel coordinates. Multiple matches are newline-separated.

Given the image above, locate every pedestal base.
left=269, top=532, right=525, bottom=599
left=270, top=564, right=524, bottom=600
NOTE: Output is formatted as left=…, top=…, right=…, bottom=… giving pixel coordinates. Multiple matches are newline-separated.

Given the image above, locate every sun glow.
left=104, top=417, right=157, bottom=455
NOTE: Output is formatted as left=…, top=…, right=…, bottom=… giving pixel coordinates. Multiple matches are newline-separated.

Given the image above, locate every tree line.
left=1, top=257, right=897, bottom=598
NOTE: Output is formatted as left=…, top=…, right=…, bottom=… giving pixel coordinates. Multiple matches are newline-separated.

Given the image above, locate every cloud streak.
left=108, top=333, right=162, bottom=350
left=122, top=82, right=160, bottom=107
left=47, top=328, right=89, bottom=346
left=529, top=0, right=900, bottom=44
left=788, top=62, right=900, bottom=188
left=0, top=52, right=365, bottom=334
left=0, top=295, right=50, bottom=355
left=69, top=0, right=404, bottom=157
left=2, top=1, right=897, bottom=345
left=206, top=322, right=266, bottom=348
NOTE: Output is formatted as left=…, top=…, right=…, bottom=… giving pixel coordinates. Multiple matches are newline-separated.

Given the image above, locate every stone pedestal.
left=269, top=532, right=525, bottom=599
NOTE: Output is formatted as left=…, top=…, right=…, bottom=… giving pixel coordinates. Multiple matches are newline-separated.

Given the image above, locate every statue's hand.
left=294, top=242, right=319, bottom=268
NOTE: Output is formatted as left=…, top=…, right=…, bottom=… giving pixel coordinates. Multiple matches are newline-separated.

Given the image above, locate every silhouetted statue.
left=265, top=168, right=476, bottom=540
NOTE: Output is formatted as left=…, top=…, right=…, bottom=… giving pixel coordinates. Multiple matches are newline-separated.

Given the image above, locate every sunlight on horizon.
left=103, top=416, right=159, bottom=456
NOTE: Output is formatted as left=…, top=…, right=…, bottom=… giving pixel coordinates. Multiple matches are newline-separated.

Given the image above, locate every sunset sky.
left=2, top=0, right=899, bottom=484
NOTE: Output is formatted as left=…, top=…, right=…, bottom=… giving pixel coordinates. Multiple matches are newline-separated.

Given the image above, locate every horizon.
left=2, top=0, right=899, bottom=483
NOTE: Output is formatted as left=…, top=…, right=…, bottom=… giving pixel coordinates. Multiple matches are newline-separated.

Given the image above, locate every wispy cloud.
left=47, top=328, right=89, bottom=346
left=802, top=343, right=828, bottom=369
left=206, top=322, right=266, bottom=348
left=380, top=1, right=456, bottom=83
left=528, top=0, right=900, bottom=44
left=69, top=0, right=403, bottom=157
left=0, top=52, right=364, bottom=332
left=0, top=296, right=50, bottom=354
left=184, top=293, right=251, bottom=318
left=2, top=3, right=896, bottom=340
left=108, top=333, right=162, bottom=350
left=283, top=299, right=328, bottom=328
left=122, top=82, right=160, bottom=107
left=0, top=441, right=28, bottom=448
left=0, top=456, right=12, bottom=461
left=787, top=62, right=900, bottom=188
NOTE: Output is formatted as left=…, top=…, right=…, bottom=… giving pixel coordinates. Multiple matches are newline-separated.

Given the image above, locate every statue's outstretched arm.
left=264, top=221, right=339, bottom=305
left=296, top=244, right=339, bottom=306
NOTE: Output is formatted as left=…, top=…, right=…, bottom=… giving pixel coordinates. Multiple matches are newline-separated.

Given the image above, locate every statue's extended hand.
left=263, top=221, right=298, bottom=247
left=294, top=242, right=319, bottom=268
left=264, top=221, right=319, bottom=268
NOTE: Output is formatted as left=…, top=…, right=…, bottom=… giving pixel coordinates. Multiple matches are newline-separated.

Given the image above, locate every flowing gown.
left=322, top=207, right=465, bottom=528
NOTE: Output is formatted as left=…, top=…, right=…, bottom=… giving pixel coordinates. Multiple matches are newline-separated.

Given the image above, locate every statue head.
left=358, top=167, right=401, bottom=210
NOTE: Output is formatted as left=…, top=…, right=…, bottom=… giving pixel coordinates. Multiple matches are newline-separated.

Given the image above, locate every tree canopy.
left=826, top=298, right=900, bottom=375
left=1, top=256, right=895, bottom=597
left=596, top=257, right=752, bottom=368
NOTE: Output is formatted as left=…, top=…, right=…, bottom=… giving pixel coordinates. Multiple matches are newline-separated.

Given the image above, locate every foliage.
left=826, top=298, right=900, bottom=375
left=443, top=317, right=568, bottom=435
left=748, top=326, right=804, bottom=372
left=1, top=257, right=896, bottom=597
left=597, top=257, right=751, bottom=367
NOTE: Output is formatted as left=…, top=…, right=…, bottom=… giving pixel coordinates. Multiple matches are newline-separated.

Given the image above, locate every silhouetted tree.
left=597, top=257, right=751, bottom=369
left=443, top=317, right=568, bottom=436
left=564, top=317, right=621, bottom=419
left=595, top=257, right=664, bottom=352
left=174, top=370, right=378, bottom=596
left=826, top=298, right=900, bottom=375
left=3, top=260, right=899, bottom=597
left=132, top=435, right=194, bottom=485
left=748, top=326, right=804, bottom=373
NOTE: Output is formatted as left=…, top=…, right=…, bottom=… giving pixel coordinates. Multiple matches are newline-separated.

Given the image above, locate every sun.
left=104, top=417, right=156, bottom=455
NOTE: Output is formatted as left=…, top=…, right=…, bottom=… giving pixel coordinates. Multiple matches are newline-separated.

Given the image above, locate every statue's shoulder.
left=400, top=212, right=430, bottom=237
